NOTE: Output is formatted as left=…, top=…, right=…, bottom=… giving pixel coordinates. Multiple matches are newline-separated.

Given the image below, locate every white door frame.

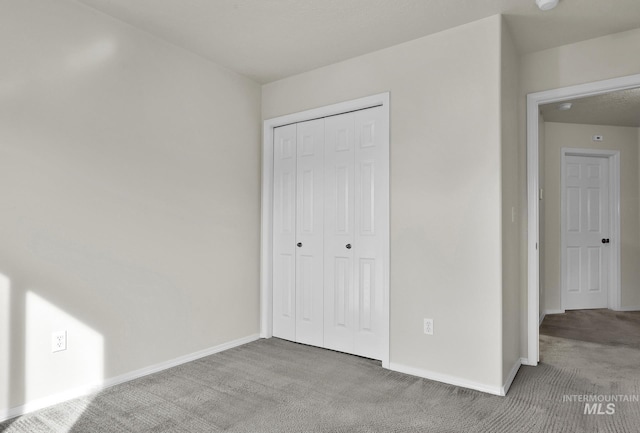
left=260, top=93, right=391, bottom=368
left=526, top=73, right=640, bottom=365
left=560, top=148, right=620, bottom=311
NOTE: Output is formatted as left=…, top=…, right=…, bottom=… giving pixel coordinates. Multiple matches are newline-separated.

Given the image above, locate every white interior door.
left=353, top=107, right=387, bottom=359
left=323, top=107, right=387, bottom=359
left=272, top=124, right=297, bottom=341
left=563, top=155, right=610, bottom=310
left=295, top=119, right=325, bottom=346
left=324, top=112, right=356, bottom=353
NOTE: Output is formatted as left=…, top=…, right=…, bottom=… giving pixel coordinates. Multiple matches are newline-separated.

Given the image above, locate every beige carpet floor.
left=1, top=312, right=639, bottom=432
left=540, top=309, right=640, bottom=349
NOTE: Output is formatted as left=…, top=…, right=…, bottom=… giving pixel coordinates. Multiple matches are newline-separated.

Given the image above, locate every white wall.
left=500, top=19, right=521, bottom=385
left=0, top=0, right=261, bottom=415
left=543, top=123, right=640, bottom=310
left=263, top=16, right=505, bottom=390
left=519, top=27, right=640, bottom=358
left=521, top=28, right=640, bottom=95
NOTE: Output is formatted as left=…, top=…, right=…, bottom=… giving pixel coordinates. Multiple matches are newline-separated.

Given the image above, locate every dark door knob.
left=297, top=242, right=302, bottom=247
left=601, top=238, right=610, bottom=244
left=346, top=244, right=352, bottom=249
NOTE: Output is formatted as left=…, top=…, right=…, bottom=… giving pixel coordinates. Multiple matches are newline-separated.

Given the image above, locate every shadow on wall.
left=0, top=269, right=104, bottom=430
left=0, top=33, right=119, bottom=426
left=0, top=222, right=193, bottom=428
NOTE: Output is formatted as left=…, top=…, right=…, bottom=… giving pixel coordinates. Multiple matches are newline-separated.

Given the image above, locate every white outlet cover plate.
left=52, top=330, right=67, bottom=353
left=423, top=319, right=433, bottom=335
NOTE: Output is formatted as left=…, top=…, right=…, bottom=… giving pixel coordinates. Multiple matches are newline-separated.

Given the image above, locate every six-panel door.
left=295, top=119, right=325, bottom=347
left=353, top=107, right=386, bottom=359
left=564, top=155, right=610, bottom=310
left=272, top=124, right=297, bottom=341
left=324, top=112, right=356, bottom=354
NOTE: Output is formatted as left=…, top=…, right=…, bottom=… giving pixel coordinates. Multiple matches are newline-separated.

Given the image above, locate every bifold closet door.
left=352, top=106, right=386, bottom=360
left=273, top=106, right=386, bottom=360
left=273, top=119, right=325, bottom=346
left=272, top=124, right=297, bottom=341
left=323, top=106, right=386, bottom=360
left=295, top=119, right=325, bottom=346
left=324, top=113, right=356, bottom=354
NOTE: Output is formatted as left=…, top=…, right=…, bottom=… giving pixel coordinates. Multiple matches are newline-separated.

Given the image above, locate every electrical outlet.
left=423, top=318, right=434, bottom=335
left=593, top=135, right=603, bottom=142
left=52, top=330, right=67, bottom=353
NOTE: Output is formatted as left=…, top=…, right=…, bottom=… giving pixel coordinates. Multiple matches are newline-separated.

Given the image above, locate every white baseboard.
left=389, top=362, right=503, bottom=396
left=540, top=309, right=565, bottom=325
left=538, top=310, right=565, bottom=326
left=613, top=306, right=640, bottom=312
left=545, top=309, right=565, bottom=316
left=0, top=334, right=260, bottom=423
left=501, top=358, right=525, bottom=396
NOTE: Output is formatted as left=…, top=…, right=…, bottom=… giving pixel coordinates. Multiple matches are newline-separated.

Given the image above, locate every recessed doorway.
left=526, top=75, right=640, bottom=365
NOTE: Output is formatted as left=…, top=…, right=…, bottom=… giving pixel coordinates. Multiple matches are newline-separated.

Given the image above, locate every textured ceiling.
left=74, top=0, right=640, bottom=83
left=540, top=88, right=640, bottom=128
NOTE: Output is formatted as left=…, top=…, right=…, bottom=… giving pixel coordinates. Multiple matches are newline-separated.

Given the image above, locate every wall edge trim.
left=501, top=358, right=525, bottom=396
left=389, top=362, right=503, bottom=396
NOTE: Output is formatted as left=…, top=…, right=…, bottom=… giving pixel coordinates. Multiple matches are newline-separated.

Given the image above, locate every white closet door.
left=272, top=124, right=297, bottom=341
left=324, top=112, right=356, bottom=353
left=295, top=119, right=325, bottom=346
left=353, top=106, right=387, bottom=359
left=272, top=106, right=387, bottom=361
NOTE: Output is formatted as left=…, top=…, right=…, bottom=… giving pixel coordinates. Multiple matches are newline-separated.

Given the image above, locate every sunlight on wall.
left=1, top=38, right=117, bottom=100
left=65, top=39, right=116, bottom=72
left=0, top=274, right=9, bottom=414
left=25, top=291, right=103, bottom=429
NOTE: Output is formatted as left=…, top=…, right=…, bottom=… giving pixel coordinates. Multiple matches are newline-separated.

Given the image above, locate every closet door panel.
left=295, top=119, right=325, bottom=346
left=323, top=113, right=355, bottom=353
left=353, top=106, right=387, bottom=360
left=272, top=124, right=297, bottom=341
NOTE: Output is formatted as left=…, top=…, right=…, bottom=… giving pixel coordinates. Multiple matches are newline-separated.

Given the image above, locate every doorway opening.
left=527, top=74, right=640, bottom=365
